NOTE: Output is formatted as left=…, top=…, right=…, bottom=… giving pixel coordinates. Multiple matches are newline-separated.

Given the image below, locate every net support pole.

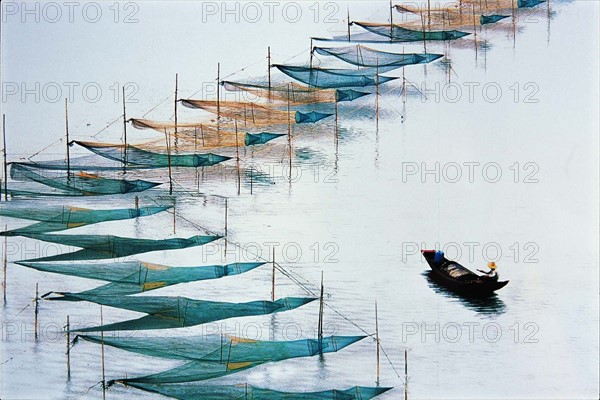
left=34, top=283, right=39, bottom=340
left=174, top=73, right=179, bottom=138
left=267, top=47, right=272, bottom=92
left=309, top=39, right=313, bottom=69
left=100, top=306, right=106, bottom=400
left=122, top=86, right=127, bottom=168
left=2, top=226, right=6, bottom=304
left=287, top=84, right=292, bottom=183
left=235, top=121, right=240, bottom=196
left=420, top=11, right=427, bottom=54
left=318, top=271, right=324, bottom=353
left=389, top=0, right=393, bottom=39
left=375, top=301, right=380, bottom=385
left=66, top=315, right=71, bottom=380
left=404, top=349, right=408, bottom=400
left=172, top=198, right=176, bottom=235
left=64, top=99, right=70, bottom=179
left=347, top=6, right=351, bottom=41
left=271, top=247, right=275, bottom=301
left=224, top=197, right=228, bottom=237
left=217, top=63, right=221, bottom=120
left=472, top=5, right=478, bottom=60
left=164, top=128, right=173, bottom=195
left=375, top=59, right=380, bottom=127
left=2, top=114, right=7, bottom=201
left=427, top=0, right=431, bottom=28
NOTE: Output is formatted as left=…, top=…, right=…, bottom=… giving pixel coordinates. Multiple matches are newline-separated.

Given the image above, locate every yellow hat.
left=488, top=262, right=497, bottom=269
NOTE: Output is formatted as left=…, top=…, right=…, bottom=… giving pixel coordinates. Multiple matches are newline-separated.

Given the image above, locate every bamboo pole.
left=427, top=0, right=431, bottom=28
left=217, top=63, right=221, bottom=120
left=267, top=46, right=272, bottom=89
left=376, top=301, right=380, bottom=385
left=287, top=83, right=292, bottom=182
left=34, top=283, right=39, bottom=340
left=405, top=349, right=410, bottom=396
left=172, top=198, right=176, bottom=235
left=271, top=247, right=275, bottom=301
left=250, top=167, right=253, bottom=195
left=389, top=0, right=393, bottom=38
left=66, top=315, right=71, bottom=380
left=122, top=86, right=127, bottom=167
left=420, top=11, right=427, bottom=54
left=375, top=59, right=380, bottom=126
left=473, top=5, right=478, bottom=60
left=224, top=198, right=228, bottom=237
left=174, top=73, right=178, bottom=137
left=3, top=225, right=6, bottom=304
left=100, top=306, right=106, bottom=400
left=64, top=99, right=70, bottom=179
left=317, top=272, right=324, bottom=352
left=164, top=128, right=173, bottom=195
left=2, top=114, right=7, bottom=201
left=347, top=7, right=351, bottom=41
left=235, top=121, right=240, bottom=195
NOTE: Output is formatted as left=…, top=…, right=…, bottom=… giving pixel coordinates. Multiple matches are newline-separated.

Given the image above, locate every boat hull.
left=422, top=250, right=508, bottom=297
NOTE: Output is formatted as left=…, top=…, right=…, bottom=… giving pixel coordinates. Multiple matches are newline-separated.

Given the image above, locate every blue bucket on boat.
left=434, top=251, right=444, bottom=264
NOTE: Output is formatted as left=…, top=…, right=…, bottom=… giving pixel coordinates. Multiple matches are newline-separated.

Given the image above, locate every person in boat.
left=477, top=262, right=498, bottom=280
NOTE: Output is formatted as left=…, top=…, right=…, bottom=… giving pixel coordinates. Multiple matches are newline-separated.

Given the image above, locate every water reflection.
left=422, top=271, right=507, bottom=316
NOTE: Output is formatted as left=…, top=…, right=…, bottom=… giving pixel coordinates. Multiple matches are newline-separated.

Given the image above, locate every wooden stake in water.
left=100, top=306, right=106, bottom=400
left=271, top=247, right=275, bottom=302
left=3, top=225, right=6, bottom=304
left=250, top=167, right=253, bottom=195
left=375, top=58, right=380, bottom=127
left=267, top=47, right=272, bottom=92
left=389, top=0, right=393, bottom=38
left=122, top=86, right=127, bottom=167
left=375, top=301, right=380, bottom=385
left=34, top=283, right=39, bottom=340
left=317, top=272, right=324, bottom=352
left=347, top=6, right=351, bottom=41
left=172, top=198, right=176, bottom=235
left=217, top=63, right=221, bottom=120
left=2, top=114, right=7, bottom=201
left=174, top=73, right=179, bottom=138
left=472, top=4, right=478, bottom=60
left=287, top=83, right=292, bottom=182
left=404, top=350, right=410, bottom=397
left=64, top=99, right=70, bottom=179
left=66, top=315, right=71, bottom=380
left=235, top=121, right=241, bottom=195
left=420, top=11, right=427, bottom=54
left=164, top=128, right=173, bottom=195
left=224, top=197, right=228, bottom=237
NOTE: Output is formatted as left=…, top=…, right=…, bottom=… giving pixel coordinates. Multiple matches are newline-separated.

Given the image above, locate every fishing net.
left=108, top=335, right=365, bottom=384
left=68, top=294, right=316, bottom=332
left=0, top=205, right=169, bottom=236
left=125, top=383, right=392, bottom=400
left=17, top=261, right=264, bottom=297
left=9, top=163, right=160, bottom=196
left=74, top=141, right=231, bottom=168
left=222, top=81, right=370, bottom=104
left=79, top=334, right=363, bottom=363
left=181, top=99, right=292, bottom=126
left=19, top=233, right=222, bottom=262
left=314, top=45, right=443, bottom=67
left=351, top=21, right=470, bottom=41
left=272, top=65, right=398, bottom=89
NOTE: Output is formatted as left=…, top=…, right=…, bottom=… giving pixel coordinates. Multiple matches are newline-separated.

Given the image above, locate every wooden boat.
left=422, top=250, right=508, bottom=296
